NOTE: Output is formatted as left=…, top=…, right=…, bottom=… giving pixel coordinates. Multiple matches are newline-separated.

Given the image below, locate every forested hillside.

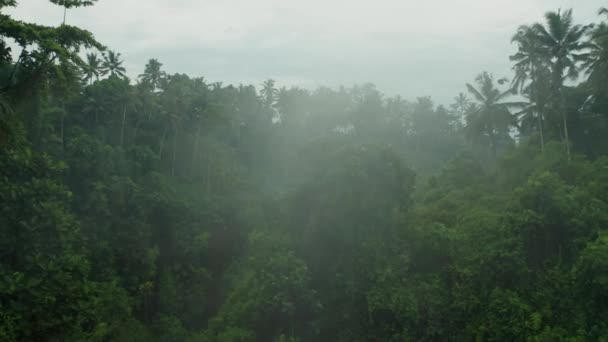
left=2, top=1, right=608, bottom=341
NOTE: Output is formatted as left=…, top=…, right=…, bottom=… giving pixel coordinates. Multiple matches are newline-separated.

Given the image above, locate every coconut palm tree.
left=465, top=72, right=518, bottom=155
left=82, top=53, right=102, bottom=85
left=101, top=50, right=126, bottom=78
left=138, top=58, right=165, bottom=90
left=531, top=9, right=590, bottom=89
left=583, top=9, right=608, bottom=95
left=260, top=79, right=278, bottom=108
left=529, top=9, right=591, bottom=159
left=510, top=26, right=552, bottom=151
left=451, top=93, right=470, bottom=118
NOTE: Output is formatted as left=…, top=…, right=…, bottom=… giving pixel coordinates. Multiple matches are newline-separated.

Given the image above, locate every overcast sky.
left=7, top=0, right=606, bottom=104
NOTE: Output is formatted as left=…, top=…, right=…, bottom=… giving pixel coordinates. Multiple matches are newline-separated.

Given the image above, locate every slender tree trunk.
left=7, top=49, right=24, bottom=84
left=490, top=130, right=497, bottom=157
left=172, top=125, right=178, bottom=177
left=120, top=105, right=127, bottom=146
left=558, top=83, right=571, bottom=161
left=554, top=62, right=571, bottom=161
left=236, top=119, right=241, bottom=146
left=562, top=109, right=571, bottom=161
left=63, top=7, right=67, bottom=25
left=206, top=153, right=211, bottom=196
left=132, top=106, right=146, bottom=144
left=531, top=67, right=545, bottom=153
left=60, top=102, right=66, bottom=151
left=192, top=124, right=201, bottom=171
left=538, top=111, right=545, bottom=152
left=159, top=127, right=168, bottom=159
left=132, top=118, right=142, bottom=145
left=60, top=114, right=65, bottom=150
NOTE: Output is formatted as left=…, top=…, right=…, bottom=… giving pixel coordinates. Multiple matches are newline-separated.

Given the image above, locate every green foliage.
left=49, top=0, right=98, bottom=8
left=0, top=138, right=128, bottom=340
left=2, top=2, right=608, bottom=341
left=208, top=231, right=320, bottom=341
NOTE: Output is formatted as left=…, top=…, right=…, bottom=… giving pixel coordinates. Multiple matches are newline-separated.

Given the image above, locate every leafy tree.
left=2, top=1, right=608, bottom=340
left=574, top=233, right=608, bottom=338
left=0, top=1, right=103, bottom=97
left=48, top=0, right=98, bottom=25
left=0, top=128, right=129, bottom=341
left=207, top=231, right=320, bottom=341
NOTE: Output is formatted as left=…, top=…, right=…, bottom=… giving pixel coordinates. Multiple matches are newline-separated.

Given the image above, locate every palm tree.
left=211, top=81, right=223, bottom=92
left=82, top=53, right=102, bottom=85
left=101, top=50, right=127, bottom=78
left=138, top=58, right=165, bottom=90
left=451, top=93, right=470, bottom=117
left=260, top=79, right=278, bottom=108
left=49, top=0, right=97, bottom=25
left=583, top=10, right=608, bottom=96
left=529, top=9, right=591, bottom=160
left=260, top=79, right=278, bottom=123
left=465, top=72, right=518, bottom=156
left=510, top=26, right=552, bottom=151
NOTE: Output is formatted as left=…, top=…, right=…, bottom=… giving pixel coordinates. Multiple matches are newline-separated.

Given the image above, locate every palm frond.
left=466, top=83, right=485, bottom=103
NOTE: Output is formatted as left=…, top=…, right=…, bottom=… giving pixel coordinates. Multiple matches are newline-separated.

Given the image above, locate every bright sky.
left=7, top=0, right=606, bottom=104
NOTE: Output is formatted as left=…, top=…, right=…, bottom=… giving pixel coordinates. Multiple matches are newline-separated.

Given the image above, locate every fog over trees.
left=2, top=1, right=608, bottom=341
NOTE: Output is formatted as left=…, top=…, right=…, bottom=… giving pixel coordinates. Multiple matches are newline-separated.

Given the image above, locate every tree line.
left=1, top=1, right=608, bottom=341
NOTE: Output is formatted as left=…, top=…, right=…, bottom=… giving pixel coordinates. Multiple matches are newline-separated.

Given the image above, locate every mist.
left=2, top=1, right=608, bottom=341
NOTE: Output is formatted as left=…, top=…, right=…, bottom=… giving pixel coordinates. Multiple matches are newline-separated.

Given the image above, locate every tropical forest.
left=2, top=1, right=608, bottom=341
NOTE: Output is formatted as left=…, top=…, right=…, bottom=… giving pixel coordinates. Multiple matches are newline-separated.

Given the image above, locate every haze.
left=5, top=0, right=608, bottom=340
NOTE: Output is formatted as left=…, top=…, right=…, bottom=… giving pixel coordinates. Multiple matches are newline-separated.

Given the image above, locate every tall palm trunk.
left=531, top=67, right=545, bottom=152
left=554, top=60, right=571, bottom=161
left=172, top=124, right=178, bottom=177
left=159, top=126, right=168, bottom=159
left=537, top=111, right=545, bottom=152
left=132, top=118, right=142, bottom=145
left=562, top=103, right=571, bottom=161
left=120, top=105, right=127, bottom=146
left=192, top=124, right=202, bottom=171
left=557, top=88, right=571, bottom=161
left=489, top=129, right=497, bottom=157
left=206, top=153, right=211, bottom=196
left=133, top=105, right=147, bottom=144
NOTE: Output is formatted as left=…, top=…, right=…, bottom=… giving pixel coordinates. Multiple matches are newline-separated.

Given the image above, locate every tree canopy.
left=2, top=2, right=608, bottom=341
